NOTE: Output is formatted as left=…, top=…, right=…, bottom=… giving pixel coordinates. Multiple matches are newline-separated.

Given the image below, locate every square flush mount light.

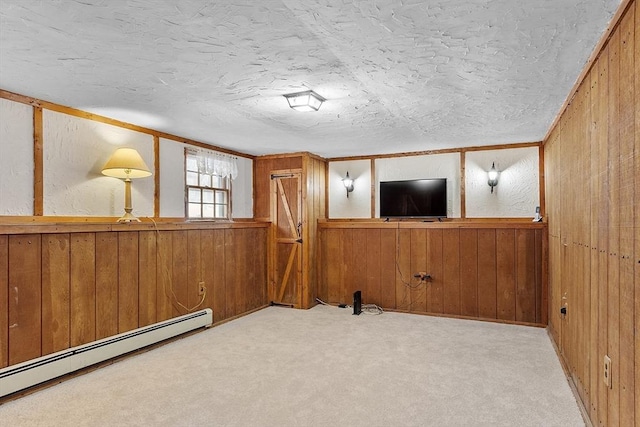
left=283, top=90, right=325, bottom=112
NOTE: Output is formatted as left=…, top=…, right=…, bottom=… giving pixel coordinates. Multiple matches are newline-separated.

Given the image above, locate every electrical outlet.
left=603, top=355, right=611, bottom=388
left=198, top=281, right=206, bottom=296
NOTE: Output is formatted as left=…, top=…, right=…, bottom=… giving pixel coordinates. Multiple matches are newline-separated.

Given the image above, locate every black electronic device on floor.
left=353, top=290, right=362, bottom=315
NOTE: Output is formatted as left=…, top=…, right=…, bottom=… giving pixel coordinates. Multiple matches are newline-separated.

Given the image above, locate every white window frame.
left=185, top=149, right=235, bottom=220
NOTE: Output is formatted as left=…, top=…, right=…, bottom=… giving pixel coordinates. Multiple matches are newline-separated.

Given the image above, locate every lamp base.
left=117, top=212, right=141, bottom=223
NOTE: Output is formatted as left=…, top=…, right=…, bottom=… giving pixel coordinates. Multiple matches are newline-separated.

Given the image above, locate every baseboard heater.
left=0, top=308, right=213, bottom=398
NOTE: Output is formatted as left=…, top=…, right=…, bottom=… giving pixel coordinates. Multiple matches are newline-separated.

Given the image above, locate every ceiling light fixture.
left=283, top=90, right=325, bottom=112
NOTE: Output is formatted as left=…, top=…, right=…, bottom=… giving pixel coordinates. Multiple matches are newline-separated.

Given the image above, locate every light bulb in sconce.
left=487, top=162, right=499, bottom=193
left=342, top=171, right=354, bottom=198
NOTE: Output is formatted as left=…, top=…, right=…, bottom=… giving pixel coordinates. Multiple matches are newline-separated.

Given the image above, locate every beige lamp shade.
left=102, top=147, right=152, bottom=179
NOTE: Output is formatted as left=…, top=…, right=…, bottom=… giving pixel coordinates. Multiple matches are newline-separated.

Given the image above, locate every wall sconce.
left=283, top=90, right=326, bottom=112
left=487, top=162, right=499, bottom=193
left=342, top=171, right=354, bottom=198
left=102, top=147, right=152, bottom=222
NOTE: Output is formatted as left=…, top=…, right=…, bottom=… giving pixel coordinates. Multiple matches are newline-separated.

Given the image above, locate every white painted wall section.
left=0, top=98, right=33, bottom=215
left=376, top=153, right=461, bottom=218
left=465, top=147, right=539, bottom=218
left=232, top=156, right=253, bottom=218
left=159, top=138, right=186, bottom=218
left=328, top=160, right=371, bottom=218
left=43, top=111, right=154, bottom=217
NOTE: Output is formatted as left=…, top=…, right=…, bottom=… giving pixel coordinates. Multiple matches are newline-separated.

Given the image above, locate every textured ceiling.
left=0, top=0, right=620, bottom=158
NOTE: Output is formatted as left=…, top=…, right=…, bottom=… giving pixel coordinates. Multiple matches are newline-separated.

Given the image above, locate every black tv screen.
left=379, top=179, right=447, bottom=218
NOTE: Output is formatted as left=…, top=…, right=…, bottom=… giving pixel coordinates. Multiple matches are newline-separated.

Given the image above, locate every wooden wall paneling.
left=335, top=229, right=349, bottom=304
left=253, top=227, right=268, bottom=308
left=459, top=229, right=478, bottom=317
left=8, top=235, right=42, bottom=365
left=576, top=89, right=588, bottom=395
left=577, top=85, right=592, bottom=401
left=33, top=106, right=43, bottom=216
left=596, top=45, right=610, bottom=427
left=607, top=27, right=622, bottom=426
left=300, top=155, right=310, bottom=309
left=224, top=229, right=238, bottom=316
left=199, top=229, right=215, bottom=316
left=0, top=236, right=7, bottom=368
left=118, top=232, right=139, bottom=333
left=442, top=229, right=461, bottom=315
left=156, top=231, right=173, bottom=322
left=395, top=228, right=412, bottom=311
left=211, top=229, right=226, bottom=323
left=365, top=229, right=382, bottom=306
left=588, top=65, right=601, bottom=422
left=323, top=229, right=342, bottom=304
left=335, top=228, right=351, bottom=304
left=254, top=157, right=302, bottom=219
left=245, top=228, right=258, bottom=310
left=171, top=231, right=188, bottom=317
left=41, top=234, right=70, bottom=355
left=70, top=233, right=95, bottom=347
left=617, top=4, right=636, bottom=423
left=187, top=230, right=202, bottom=311
left=345, top=229, right=362, bottom=304
left=477, top=229, right=497, bottom=319
left=534, top=229, right=544, bottom=324
left=426, top=229, right=444, bottom=314
left=544, top=140, right=558, bottom=342
left=95, top=232, right=118, bottom=340
left=379, top=229, right=397, bottom=309
left=410, top=229, right=427, bottom=312
left=496, top=229, right=516, bottom=321
left=634, top=2, right=639, bottom=425
left=236, top=228, right=249, bottom=313
left=138, top=230, right=157, bottom=327
left=515, top=229, right=537, bottom=323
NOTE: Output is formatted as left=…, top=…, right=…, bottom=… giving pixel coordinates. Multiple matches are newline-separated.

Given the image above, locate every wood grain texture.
left=543, top=3, right=638, bottom=424
left=442, top=229, right=460, bottom=315
left=427, top=229, right=444, bottom=313
left=0, top=236, right=8, bottom=368
left=156, top=231, right=173, bottom=322
left=319, top=223, right=544, bottom=324
left=0, top=223, right=268, bottom=366
left=138, top=231, right=157, bottom=327
left=41, top=234, right=70, bottom=354
left=70, top=233, right=95, bottom=347
left=33, top=107, right=43, bottom=216
left=477, top=229, right=497, bottom=319
left=95, top=232, right=118, bottom=340
left=496, top=230, right=516, bottom=321
left=118, top=232, right=139, bottom=333
left=171, top=231, right=189, bottom=317
left=459, top=229, right=478, bottom=318
left=8, top=235, right=42, bottom=365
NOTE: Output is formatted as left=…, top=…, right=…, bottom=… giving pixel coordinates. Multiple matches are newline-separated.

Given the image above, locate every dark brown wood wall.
left=302, top=156, right=327, bottom=308
left=544, top=1, right=638, bottom=426
left=318, top=222, right=545, bottom=324
left=0, top=223, right=268, bottom=368
left=254, top=156, right=303, bottom=220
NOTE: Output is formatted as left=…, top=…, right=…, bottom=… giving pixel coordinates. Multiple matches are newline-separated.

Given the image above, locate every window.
left=185, top=149, right=238, bottom=219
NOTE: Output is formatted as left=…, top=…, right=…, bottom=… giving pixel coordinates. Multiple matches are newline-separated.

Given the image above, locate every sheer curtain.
left=188, top=148, right=238, bottom=179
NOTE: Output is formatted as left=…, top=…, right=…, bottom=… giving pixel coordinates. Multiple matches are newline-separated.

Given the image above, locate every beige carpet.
left=0, top=305, right=584, bottom=426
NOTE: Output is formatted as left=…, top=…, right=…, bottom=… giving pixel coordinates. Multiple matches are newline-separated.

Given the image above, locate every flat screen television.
left=379, top=178, right=447, bottom=218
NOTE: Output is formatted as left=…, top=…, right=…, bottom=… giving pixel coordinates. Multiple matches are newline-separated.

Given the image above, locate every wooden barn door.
left=269, top=170, right=302, bottom=307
